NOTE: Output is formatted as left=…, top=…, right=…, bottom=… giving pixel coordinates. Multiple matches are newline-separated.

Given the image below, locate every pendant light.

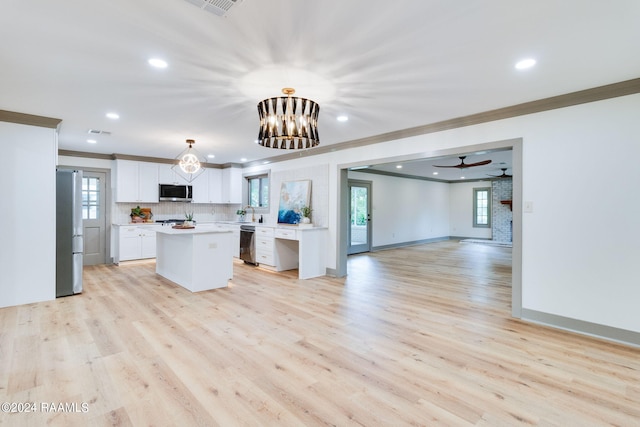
left=257, top=88, right=320, bottom=149
left=172, top=139, right=206, bottom=183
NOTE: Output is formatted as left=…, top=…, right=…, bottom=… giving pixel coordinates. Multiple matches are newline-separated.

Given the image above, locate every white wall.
left=449, top=181, right=492, bottom=239
left=270, top=164, right=329, bottom=228
left=348, top=171, right=450, bottom=247
left=518, top=96, right=640, bottom=331
left=0, top=122, right=57, bottom=308
left=245, top=92, right=640, bottom=335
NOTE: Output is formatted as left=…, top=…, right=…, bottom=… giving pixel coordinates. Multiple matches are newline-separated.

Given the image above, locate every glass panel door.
left=348, top=180, right=371, bottom=255
left=82, top=171, right=107, bottom=265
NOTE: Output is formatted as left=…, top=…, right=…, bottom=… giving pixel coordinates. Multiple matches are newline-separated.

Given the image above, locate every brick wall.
left=492, top=178, right=513, bottom=242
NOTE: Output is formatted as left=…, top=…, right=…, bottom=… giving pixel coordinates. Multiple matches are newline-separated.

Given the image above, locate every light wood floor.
left=1, top=241, right=639, bottom=426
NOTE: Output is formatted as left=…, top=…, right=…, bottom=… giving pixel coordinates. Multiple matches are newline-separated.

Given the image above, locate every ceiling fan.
left=488, top=168, right=512, bottom=178
left=433, top=156, right=492, bottom=168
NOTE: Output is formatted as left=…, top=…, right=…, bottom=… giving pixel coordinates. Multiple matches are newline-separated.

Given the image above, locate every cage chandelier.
left=172, top=139, right=206, bottom=183
left=257, top=88, right=320, bottom=149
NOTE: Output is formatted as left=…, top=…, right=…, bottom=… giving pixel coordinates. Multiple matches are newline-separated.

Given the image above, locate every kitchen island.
left=155, top=226, right=233, bottom=292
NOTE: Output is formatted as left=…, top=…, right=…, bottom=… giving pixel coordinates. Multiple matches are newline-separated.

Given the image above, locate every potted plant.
left=130, top=206, right=146, bottom=223
left=183, top=212, right=194, bottom=227
left=182, top=212, right=194, bottom=227
left=236, top=209, right=246, bottom=222
left=300, top=206, right=312, bottom=225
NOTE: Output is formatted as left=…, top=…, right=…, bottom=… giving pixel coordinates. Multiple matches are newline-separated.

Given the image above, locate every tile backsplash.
left=114, top=202, right=244, bottom=224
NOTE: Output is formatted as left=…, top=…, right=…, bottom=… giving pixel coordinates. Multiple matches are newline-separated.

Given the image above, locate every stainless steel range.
left=155, top=219, right=190, bottom=226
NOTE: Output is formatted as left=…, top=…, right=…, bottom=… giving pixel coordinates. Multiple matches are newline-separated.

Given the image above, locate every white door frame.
left=347, top=179, right=372, bottom=255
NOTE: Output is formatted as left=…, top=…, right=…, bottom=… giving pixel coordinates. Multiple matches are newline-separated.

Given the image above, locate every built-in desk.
left=255, top=226, right=327, bottom=279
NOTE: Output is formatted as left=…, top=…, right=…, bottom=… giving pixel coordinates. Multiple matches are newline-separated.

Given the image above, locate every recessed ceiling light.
left=106, top=112, right=120, bottom=120
left=263, top=161, right=269, bottom=165
left=207, top=154, right=215, bottom=159
left=396, top=165, right=403, bottom=169
left=460, top=176, right=465, bottom=180
left=240, top=158, right=247, bottom=162
left=337, top=115, right=348, bottom=122
left=148, top=58, right=168, bottom=69
left=432, top=172, right=438, bottom=175
left=87, top=139, right=97, bottom=144
left=515, top=58, right=536, bottom=70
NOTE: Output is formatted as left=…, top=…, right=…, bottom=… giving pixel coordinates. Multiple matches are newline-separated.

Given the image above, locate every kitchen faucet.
left=244, top=205, right=256, bottom=222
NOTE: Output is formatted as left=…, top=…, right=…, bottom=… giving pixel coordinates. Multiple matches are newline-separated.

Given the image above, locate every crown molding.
left=0, top=109, right=62, bottom=129
left=58, top=150, right=113, bottom=160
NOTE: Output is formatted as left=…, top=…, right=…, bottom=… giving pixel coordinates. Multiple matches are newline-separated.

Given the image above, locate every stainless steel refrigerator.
left=56, top=169, right=84, bottom=297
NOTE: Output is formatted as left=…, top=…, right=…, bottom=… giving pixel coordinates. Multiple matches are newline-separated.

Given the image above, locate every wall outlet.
left=524, top=201, right=534, bottom=213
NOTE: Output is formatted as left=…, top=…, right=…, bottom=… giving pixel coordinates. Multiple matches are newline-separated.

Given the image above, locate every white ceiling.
left=2, top=1, right=639, bottom=167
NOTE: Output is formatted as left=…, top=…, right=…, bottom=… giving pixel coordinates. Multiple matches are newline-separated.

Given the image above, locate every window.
left=247, top=174, right=269, bottom=208
left=82, top=176, right=100, bottom=219
left=473, top=187, right=491, bottom=228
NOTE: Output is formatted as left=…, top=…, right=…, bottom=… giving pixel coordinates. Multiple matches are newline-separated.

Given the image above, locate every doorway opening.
left=337, top=138, right=522, bottom=318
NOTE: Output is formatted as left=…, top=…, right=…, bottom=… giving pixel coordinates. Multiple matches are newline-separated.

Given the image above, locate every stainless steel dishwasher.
left=240, top=225, right=257, bottom=265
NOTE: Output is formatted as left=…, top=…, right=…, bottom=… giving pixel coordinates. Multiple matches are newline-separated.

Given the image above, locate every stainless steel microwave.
left=159, top=184, right=192, bottom=202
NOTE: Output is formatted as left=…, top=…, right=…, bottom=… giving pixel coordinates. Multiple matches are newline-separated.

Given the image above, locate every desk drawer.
left=275, top=228, right=298, bottom=240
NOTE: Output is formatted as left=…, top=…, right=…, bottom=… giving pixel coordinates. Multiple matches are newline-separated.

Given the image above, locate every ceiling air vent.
left=183, top=0, right=242, bottom=17
left=87, top=129, right=111, bottom=135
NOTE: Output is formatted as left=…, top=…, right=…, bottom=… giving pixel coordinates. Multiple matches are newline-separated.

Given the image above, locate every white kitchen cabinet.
left=253, top=225, right=326, bottom=278
left=255, top=226, right=297, bottom=270
left=115, top=160, right=159, bottom=203
left=208, top=168, right=223, bottom=203
left=116, top=225, right=158, bottom=262
left=140, top=229, right=157, bottom=259
left=255, top=226, right=275, bottom=266
left=190, top=169, right=209, bottom=203
left=158, top=163, right=188, bottom=185
left=119, top=226, right=142, bottom=261
left=192, top=168, right=223, bottom=204
left=227, top=224, right=241, bottom=258
left=221, top=167, right=242, bottom=204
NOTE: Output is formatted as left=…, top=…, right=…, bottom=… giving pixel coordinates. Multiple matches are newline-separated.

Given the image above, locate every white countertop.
left=155, top=225, right=232, bottom=235
left=114, top=221, right=325, bottom=230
